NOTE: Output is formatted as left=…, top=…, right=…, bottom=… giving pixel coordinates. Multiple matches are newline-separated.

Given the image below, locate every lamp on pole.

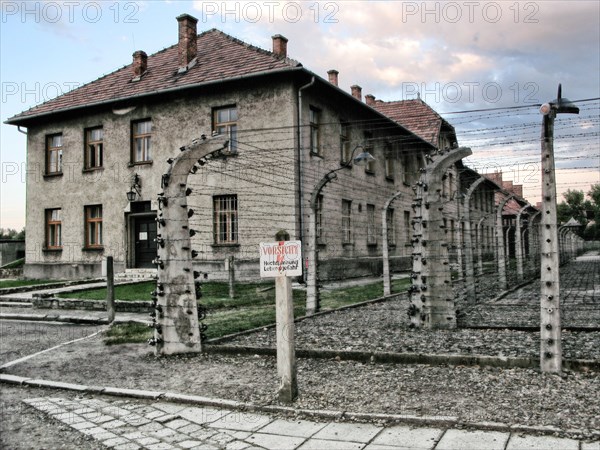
left=539, top=84, right=579, bottom=374
left=306, top=145, right=375, bottom=315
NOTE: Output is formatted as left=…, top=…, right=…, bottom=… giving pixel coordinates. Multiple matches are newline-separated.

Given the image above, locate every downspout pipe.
left=298, top=76, right=315, bottom=282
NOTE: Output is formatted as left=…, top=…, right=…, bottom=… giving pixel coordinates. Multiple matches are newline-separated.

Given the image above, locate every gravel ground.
left=228, top=298, right=600, bottom=360
left=2, top=334, right=599, bottom=437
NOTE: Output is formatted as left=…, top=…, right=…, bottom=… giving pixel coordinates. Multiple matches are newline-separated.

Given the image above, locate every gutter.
left=297, top=76, right=315, bottom=281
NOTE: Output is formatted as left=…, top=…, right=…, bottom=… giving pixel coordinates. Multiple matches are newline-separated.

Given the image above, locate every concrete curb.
left=2, top=373, right=598, bottom=440
left=204, top=344, right=600, bottom=372
left=0, top=313, right=149, bottom=326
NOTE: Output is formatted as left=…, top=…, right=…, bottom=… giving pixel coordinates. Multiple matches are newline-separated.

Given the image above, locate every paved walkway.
left=20, top=395, right=598, bottom=450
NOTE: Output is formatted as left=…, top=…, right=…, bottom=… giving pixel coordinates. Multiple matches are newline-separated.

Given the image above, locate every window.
left=132, top=119, right=152, bottom=163
left=342, top=200, right=352, bottom=244
left=364, top=131, right=375, bottom=173
left=387, top=209, right=396, bottom=246
left=367, top=204, right=376, bottom=245
left=213, top=106, right=238, bottom=153
left=309, top=107, right=320, bottom=155
left=45, top=208, right=62, bottom=249
left=448, top=172, right=454, bottom=198
left=85, top=127, right=103, bottom=169
left=315, top=195, right=323, bottom=239
left=385, top=144, right=394, bottom=179
left=85, top=205, right=103, bottom=248
left=340, top=121, right=351, bottom=164
left=46, top=134, right=63, bottom=174
left=213, top=195, right=238, bottom=244
left=401, top=151, right=411, bottom=184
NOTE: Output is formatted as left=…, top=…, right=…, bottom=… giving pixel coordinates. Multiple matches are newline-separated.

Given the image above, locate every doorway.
left=133, top=216, right=157, bottom=268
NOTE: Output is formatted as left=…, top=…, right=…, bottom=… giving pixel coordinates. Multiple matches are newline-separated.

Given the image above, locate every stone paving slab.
left=370, top=425, right=443, bottom=448
left=20, top=395, right=600, bottom=450
left=435, top=429, right=509, bottom=450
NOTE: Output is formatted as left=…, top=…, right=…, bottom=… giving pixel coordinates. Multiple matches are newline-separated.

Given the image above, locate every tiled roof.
left=7, top=29, right=301, bottom=124
left=373, top=99, right=452, bottom=147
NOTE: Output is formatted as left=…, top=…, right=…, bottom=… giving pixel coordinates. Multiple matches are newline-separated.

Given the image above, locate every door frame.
left=126, top=212, right=157, bottom=269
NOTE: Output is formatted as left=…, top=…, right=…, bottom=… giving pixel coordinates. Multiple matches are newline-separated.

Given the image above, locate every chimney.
left=513, top=184, right=523, bottom=198
left=132, top=51, right=147, bottom=79
left=350, top=85, right=362, bottom=101
left=365, top=94, right=376, bottom=106
left=272, top=34, right=288, bottom=58
left=177, top=14, right=198, bottom=71
left=327, top=69, right=339, bottom=86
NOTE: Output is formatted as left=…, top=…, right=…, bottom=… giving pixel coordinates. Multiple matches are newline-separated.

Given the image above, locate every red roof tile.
left=7, top=29, right=301, bottom=124
left=373, top=99, right=453, bottom=147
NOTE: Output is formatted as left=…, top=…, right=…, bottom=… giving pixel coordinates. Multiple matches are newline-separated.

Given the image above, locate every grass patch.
left=0, top=279, right=56, bottom=289
left=102, top=277, right=410, bottom=345
left=105, top=322, right=152, bottom=345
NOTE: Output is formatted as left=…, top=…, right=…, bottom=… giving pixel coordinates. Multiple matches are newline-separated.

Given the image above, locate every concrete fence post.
left=515, top=204, right=530, bottom=281
left=106, top=256, right=115, bottom=324
left=496, top=195, right=513, bottom=291
left=274, top=229, right=298, bottom=403
left=228, top=255, right=235, bottom=299
left=382, top=191, right=403, bottom=296
left=463, top=176, right=485, bottom=303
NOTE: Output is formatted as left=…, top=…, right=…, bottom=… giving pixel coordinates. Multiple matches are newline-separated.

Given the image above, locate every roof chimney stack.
left=132, top=51, right=147, bottom=80
left=327, top=69, right=339, bottom=86
left=272, top=34, right=288, bottom=58
left=365, top=94, right=376, bottom=106
left=350, top=85, right=362, bottom=101
left=177, top=14, right=198, bottom=72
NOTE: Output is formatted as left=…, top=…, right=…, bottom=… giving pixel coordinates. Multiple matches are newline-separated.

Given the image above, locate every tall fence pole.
left=540, top=110, right=562, bottom=373
left=106, top=256, right=115, bottom=324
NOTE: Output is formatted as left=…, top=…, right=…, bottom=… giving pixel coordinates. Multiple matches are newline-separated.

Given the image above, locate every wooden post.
left=273, top=229, right=297, bottom=402
left=228, top=255, right=235, bottom=299
left=106, top=256, right=115, bottom=323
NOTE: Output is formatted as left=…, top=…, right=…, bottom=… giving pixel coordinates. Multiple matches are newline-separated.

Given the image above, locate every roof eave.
left=5, top=66, right=305, bottom=127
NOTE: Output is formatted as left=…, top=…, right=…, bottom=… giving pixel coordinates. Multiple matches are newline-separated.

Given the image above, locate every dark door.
left=134, top=217, right=157, bottom=268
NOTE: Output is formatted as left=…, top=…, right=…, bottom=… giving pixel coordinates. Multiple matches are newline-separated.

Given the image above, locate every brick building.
left=7, top=14, right=446, bottom=280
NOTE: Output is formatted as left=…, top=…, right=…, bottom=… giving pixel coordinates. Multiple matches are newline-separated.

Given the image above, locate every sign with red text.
left=259, top=241, right=302, bottom=277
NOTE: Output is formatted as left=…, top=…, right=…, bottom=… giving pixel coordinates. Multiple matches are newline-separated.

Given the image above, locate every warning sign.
left=259, top=241, right=302, bottom=278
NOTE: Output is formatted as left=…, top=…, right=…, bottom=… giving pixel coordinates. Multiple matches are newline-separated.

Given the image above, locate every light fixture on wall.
left=126, top=173, right=142, bottom=202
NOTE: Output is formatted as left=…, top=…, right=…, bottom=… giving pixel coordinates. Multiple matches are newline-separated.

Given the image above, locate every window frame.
left=131, top=119, right=153, bottom=164
left=341, top=199, right=352, bottom=244
left=366, top=204, right=377, bottom=246
left=45, top=208, right=62, bottom=250
left=213, top=105, right=238, bottom=154
left=387, top=208, right=397, bottom=246
left=84, top=126, right=104, bottom=170
left=45, top=133, right=63, bottom=175
left=384, top=143, right=395, bottom=180
left=364, top=131, right=375, bottom=174
left=340, top=121, right=351, bottom=165
left=84, top=205, right=103, bottom=249
left=213, top=194, right=238, bottom=245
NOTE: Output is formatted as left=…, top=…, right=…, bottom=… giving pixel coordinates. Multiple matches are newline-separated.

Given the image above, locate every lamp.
left=127, top=173, right=141, bottom=202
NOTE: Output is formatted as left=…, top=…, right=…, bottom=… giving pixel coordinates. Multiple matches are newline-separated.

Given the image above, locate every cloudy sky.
left=1, top=0, right=599, bottom=229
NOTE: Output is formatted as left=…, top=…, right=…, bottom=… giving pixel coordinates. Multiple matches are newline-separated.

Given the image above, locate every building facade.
left=8, top=15, right=441, bottom=280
